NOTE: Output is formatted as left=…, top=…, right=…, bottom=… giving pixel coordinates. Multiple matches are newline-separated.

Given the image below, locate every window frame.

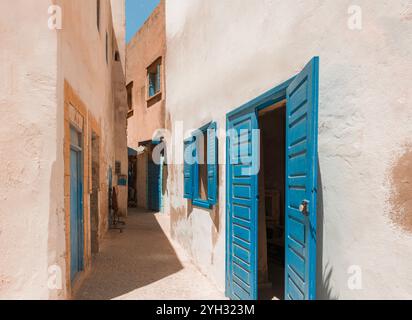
left=96, top=0, right=101, bottom=32
left=192, top=124, right=212, bottom=209
left=185, top=122, right=218, bottom=209
left=146, top=58, right=162, bottom=102
left=126, top=81, right=134, bottom=118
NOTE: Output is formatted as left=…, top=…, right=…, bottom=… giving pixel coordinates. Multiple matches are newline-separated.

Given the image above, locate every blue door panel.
left=70, top=150, right=78, bottom=280
left=148, top=159, right=162, bottom=212
left=70, top=147, right=83, bottom=282
left=284, top=57, right=319, bottom=300
left=227, top=112, right=258, bottom=301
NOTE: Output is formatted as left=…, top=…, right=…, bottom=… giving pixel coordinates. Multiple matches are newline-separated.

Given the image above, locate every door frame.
left=225, top=77, right=296, bottom=299
left=147, top=142, right=164, bottom=212
left=70, top=126, right=85, bottom=283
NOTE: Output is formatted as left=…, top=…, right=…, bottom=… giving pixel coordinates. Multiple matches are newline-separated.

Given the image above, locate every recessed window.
left=96, top=0, right=100, bottom=31
left=114, top=51, right=120, bottom=62
left=147, top=58, right=162, bottom=99
left=105, top=32, right=108, bottom=65
left=183, top=122, right=218, bottom=208
left=115, top=161, right=121, bottom=175
left=127, top=82, right=134, bottom=118
left=197, top=130, right=208, bottom=201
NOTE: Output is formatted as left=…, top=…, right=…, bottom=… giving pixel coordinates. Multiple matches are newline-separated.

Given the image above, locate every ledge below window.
left=127, top=109, right=134, bottom=119
left=146, top=91, right=162, bottom=103
left=192, top=199, right=212, bottom=209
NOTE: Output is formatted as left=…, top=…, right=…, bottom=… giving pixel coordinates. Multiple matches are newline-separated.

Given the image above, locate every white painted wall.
left=165, top=0, right=412, bottom=299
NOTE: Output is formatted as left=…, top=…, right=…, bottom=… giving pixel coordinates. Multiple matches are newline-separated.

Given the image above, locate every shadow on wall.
left=316, top=161, right=339, bottom=300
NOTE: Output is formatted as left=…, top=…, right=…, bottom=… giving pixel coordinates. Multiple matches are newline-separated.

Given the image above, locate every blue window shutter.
left=184, top=137, right=195, bottom=199
left=207, top=122, right=218, bottom=205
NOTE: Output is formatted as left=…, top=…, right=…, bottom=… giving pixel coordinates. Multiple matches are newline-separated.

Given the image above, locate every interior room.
left=257, top=100, right=286, bottom=300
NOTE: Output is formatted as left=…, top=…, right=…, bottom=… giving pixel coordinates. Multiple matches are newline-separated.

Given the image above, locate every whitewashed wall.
left=165, top=0, right=412, bottom=299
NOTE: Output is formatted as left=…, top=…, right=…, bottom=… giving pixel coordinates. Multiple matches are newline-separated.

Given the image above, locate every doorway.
left=147, top=143, right=164, bottom=212
left=258, top=101, right=286, bottom=300
left=226, top=57, right=319, bottom=301
left=70, top=127, right=84, bottom=282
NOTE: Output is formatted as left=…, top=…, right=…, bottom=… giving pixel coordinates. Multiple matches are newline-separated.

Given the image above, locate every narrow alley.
left=75, top=209, right=225, bottom=300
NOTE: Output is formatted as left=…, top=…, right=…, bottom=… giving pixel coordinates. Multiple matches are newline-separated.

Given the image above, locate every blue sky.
left=126, top=0, right=160, bottom=43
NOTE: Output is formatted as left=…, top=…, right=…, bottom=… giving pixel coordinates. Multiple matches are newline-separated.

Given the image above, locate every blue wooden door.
left=148, top=160, right=161, bottom=212
left=70, top=147, right=84, bottom=281
left=284, top=57, right=319, bottom=300
left=227, top=111, right=259, bottom=300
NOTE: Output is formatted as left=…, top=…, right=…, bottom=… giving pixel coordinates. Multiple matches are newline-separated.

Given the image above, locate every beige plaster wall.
left=165, top=0, right=412, bottom=299
left=126, top=0, right=166, bottom=150
left=0, top=0, right=59, bottom=299
left=0, top=0, right=126, bottom=299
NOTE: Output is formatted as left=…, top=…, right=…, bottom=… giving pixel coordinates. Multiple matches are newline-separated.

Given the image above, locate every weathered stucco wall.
left=0, top=0, right=59, bottom=299
left=0, top=0, right=126, bottom=299
left=56, top=0, right=127, bottom=294
left=165, top=0, right=412, bottom=298
left=126, top=0, right=166, bottom=150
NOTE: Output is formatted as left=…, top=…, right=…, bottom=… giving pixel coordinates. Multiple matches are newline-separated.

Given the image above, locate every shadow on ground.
left=75, top=208, right=183, bottom=300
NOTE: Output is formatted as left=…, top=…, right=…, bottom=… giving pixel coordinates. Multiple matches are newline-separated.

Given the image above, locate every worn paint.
left=388, top=146, right=412, bottom=233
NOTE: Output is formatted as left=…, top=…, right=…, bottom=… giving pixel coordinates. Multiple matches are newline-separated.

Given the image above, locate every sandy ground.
left=75, top=208, right=226, bottom=300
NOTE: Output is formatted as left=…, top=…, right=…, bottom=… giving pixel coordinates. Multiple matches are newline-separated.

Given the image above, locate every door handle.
left=299, top=200, right=309, bottom=216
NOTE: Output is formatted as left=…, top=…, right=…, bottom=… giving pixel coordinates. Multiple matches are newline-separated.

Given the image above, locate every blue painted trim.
left=187, top=121, right=218, bottom=209
left=308, top=56, right=319, bottom=300
left=225, top=74, right=314, bottom=301
left=69, top=126, right=85, bottom=282
left=192, top=199, right=212, bottom=209
left=225, top=121, right=230, bottom=299
left=226, top=77, right=295, bottom=119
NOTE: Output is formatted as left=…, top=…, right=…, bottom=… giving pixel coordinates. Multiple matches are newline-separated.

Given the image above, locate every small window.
left=147, top=58, right=162, bottom=99
left=105, top=32, right=108, bottom=65
left=96, top=0, right=100, bottom=31
left=183, top=122, right=218, bottom=208
left=127, top=82, right=134, bottom=111
left=115, top=161, right=121, bottom=175
left=114, top=51, right=120, bottom=62
left=197, top=130, right=208, bottom=201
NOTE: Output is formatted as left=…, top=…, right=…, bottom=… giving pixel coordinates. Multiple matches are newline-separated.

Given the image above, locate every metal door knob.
left=299, top=200, right=309, bottom=216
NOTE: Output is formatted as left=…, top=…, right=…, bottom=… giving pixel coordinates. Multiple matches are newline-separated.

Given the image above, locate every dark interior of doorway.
left=258, top=100, right=286, bottom=300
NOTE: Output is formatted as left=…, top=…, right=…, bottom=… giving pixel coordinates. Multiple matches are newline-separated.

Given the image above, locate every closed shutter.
left=207, top=122, right=218, bottom=205
left=184, top=137, right=195, bottom=199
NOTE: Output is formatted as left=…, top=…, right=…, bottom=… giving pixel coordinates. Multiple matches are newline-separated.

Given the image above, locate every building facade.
left=126, top=0, right=166, bottom=211
left=0, top=0, right=127, bottom=299
left=164, top=0, right=412, bottom=299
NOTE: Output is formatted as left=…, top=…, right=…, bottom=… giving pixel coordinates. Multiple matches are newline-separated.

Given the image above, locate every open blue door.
left=227, top=112, right=259, bottom=300
left=284, top=57, right=319, bottom=300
